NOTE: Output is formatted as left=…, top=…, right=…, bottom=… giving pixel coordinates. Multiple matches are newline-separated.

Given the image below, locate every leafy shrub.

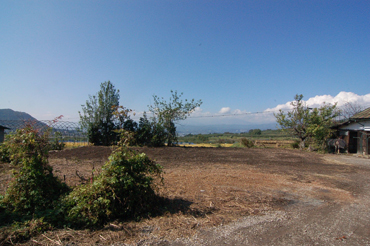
left=197, top=135, right=209, bottom=143
left=218, top=138, right=235, bottom=144
left=48, top=131, right=65, bottom=150
left=0, top=124, right=69, bottom=215
left=240, top=137, right=255, bottom=148
left=87, top=120, right=119, bottom=146
left=135, top=113, right=167, bottom=147
left=291, top=140, right=300, bottom=149
left=0, top=142, right=10, bottom=162
left=62, top=133, right=163, bottom=227
left=248, top=129, right=262, bottom=135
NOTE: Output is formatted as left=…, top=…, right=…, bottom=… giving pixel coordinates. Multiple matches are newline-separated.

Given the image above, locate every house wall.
left=339, top=120, right=370, bottom=131
left=357, top=131, right=370, bottom=155
left=340, top=131, right=358, bottom=153
left=338, top=120, right=370, bottom=155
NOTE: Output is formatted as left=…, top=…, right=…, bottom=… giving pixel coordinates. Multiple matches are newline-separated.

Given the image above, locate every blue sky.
left=1, top=1, right=369, bottom=126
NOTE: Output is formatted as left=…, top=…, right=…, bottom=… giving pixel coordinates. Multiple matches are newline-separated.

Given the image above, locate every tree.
left=307, top=103, right=339, bottom=148
left=135, top=112, right=167, bottom=147
left=148, top=90, right=202, bottom=146
left=274, top=94, right=339, bottom=149
left=274, top=94, right=311, bottom=148
left=79, top=81, right=124, bottom=146
left=249, top=129, right=262, bottom=135
left=340, top=102, right=365, bottom=119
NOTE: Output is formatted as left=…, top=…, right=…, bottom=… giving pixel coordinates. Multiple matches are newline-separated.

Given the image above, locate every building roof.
left=331, top=107, right=370, bottom=130
left=350, top=107, right=370, bottom=119
left=0, top=125, right=10, bottom=130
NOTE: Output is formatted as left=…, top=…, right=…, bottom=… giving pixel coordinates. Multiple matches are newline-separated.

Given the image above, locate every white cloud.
left=231, top=109, right=244, bottom=114
left=191, top=107, right=209, bottom=117
left=264, top=102, right=293, bottom=113
left=265, top=91, right=370, bottom=113
left=219, top=107, right=231, bottom=114
left=135, top=91, right=370, bottom=127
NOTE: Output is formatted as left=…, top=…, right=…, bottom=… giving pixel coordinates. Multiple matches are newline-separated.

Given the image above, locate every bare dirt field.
left=2, top=146, right=370, bottom=245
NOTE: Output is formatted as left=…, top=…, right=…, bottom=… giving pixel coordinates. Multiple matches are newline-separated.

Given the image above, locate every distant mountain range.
left=176, top=123, right=277, bottom=135
left=0, top=109, right=276, bottom=134
left=0, top=109, right=45, bottom=131
left=0, top=109, right=37, bottom=121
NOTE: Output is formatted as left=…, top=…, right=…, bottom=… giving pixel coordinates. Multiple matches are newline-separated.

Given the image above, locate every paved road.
left=152, top=155, right=370, bottom=246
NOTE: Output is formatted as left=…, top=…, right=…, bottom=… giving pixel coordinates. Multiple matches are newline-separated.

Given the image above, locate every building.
left=0, top=125, right=10, bottom=143
left=335, top=107, right=370, bottom=155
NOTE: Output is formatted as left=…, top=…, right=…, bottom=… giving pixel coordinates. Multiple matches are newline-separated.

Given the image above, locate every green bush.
left=0, top=125, right=69, bottom=215
left=291, top=140, right=300, bottom=149
left=248, top=129, right=262, bottom=135
left=218, top=138, right=235, bottom=144
left=0, top=124, right=164, bottom=242
left=240, top=137, right=255, bottom=148
left=133, top=113, right=167, bottom=147
left=62, top=134, right=163, bottom=227
left=0, top=142, right=10, bottom=163
left=48, top=131, right=65, bottom=150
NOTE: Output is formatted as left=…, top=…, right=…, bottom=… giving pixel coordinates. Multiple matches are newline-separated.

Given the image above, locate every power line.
left=187, top=110, right=277, bottom=119
left=186, top=104, right=370, bottom=119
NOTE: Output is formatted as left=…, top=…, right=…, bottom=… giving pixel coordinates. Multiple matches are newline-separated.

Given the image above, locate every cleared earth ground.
left=1, top=146, right=370, bottom=245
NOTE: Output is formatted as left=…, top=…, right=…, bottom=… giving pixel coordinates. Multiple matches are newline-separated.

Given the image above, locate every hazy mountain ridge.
left=0, top=109, right=38, bottom=121
left=177, top=123, right=277, bottom=135
left=0, top=109, right=276, bottom=134
left=0, top=109, right=45, bottom=131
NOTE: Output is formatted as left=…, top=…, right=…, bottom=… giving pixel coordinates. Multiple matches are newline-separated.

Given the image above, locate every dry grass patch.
left=1, top=146, right=359, bottom=245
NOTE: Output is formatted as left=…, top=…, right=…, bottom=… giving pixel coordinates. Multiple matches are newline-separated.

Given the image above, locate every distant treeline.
left=178, top=128, right=293, bottom=144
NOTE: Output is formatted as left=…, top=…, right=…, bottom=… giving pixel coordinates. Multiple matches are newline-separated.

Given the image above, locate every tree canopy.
left=148, top=90, right=202, bottom=146
left=274, top=94, right=339, bottom=150
left=340, top=102, right=365, bottom=119
left=79, top=81, right=124, bottom=146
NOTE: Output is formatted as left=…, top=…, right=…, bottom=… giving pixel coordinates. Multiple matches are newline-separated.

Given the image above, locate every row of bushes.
left=0, top=125, right=163, bottom=243
left=239, top=138, right=301, bottom=149
left=87, top=114, right=172, bottom=147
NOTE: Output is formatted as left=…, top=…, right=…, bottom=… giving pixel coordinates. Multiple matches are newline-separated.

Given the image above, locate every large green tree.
left=148, top=90, right=202, bottom=146
left=135, top=113, right=167, bottom=147
left=79, top=81, right=123, bottom=146
left=274, top=94, right=338, bottom=149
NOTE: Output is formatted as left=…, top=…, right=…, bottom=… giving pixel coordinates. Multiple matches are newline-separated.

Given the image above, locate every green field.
left=178, top=128, right=295, bottom=146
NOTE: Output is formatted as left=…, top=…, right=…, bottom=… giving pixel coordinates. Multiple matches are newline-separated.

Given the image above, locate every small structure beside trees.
left=333, top=107, right=370, bottom=155
left=0, top=125, right=10, bottom=143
